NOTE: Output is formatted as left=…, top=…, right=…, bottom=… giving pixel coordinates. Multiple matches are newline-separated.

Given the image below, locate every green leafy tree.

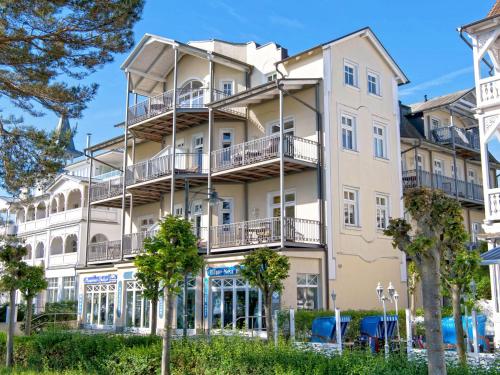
left=141, top=215, right=204, bottom=375
left=134, top=254, right=162, bottom=336
left=240, top=248, right=290, bottom=341
left=0, top=236, right=28, bottom=367
left=0, top=0, right=144, bottom=195
left=407, top=261, right=420, bottom=327
left=385, top=188, right=462, bottom=375
left=18, top=265, right=48, bottom=336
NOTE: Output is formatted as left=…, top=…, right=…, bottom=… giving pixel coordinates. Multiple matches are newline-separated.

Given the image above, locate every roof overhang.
left=208, top=78, right=321, bottom=109
left=460, top=14, right=500, bottom=35
left=121, top=34, right=252, bottom=97
left=481, top=246, right=500, bottom=265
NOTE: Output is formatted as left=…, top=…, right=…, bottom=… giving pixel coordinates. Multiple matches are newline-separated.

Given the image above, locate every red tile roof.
left=488, top=0, right=500, bottom=17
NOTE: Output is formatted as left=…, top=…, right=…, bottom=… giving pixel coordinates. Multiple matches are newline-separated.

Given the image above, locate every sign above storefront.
left=83, top=274, right=117, bottom=284
left=207, top=266, right=239, bottom=277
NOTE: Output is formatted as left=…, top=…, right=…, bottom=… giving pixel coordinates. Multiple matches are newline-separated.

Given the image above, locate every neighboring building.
left=77, top=28, right=409, bottom=333
left=461, top=0, right=500, bottom=349
left=400, top=89, right=498, bottom=243
left=4, top=119, right=122, bottom=309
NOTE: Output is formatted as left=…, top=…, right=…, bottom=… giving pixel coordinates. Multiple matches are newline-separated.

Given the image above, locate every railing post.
left=289, top=308, right=295, bottom=342
left=335, top=308, right=342, bottom=354
left=406, top=308, right=412, bottom=355
left=273, top=310, right=278, bottom=346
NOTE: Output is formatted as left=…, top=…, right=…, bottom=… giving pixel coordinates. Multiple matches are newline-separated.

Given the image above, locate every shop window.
left=297, top=273, right=319, bottom=310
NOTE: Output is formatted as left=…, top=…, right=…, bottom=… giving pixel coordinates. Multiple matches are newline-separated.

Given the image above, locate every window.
left=344, top=61, right=358, bottom=87
left=468, top=170, right=476, bottom=183
left=221, top=81, right=233, bottom=96
left=297, top=274, right=319, bottom=310
left=471, top=222, right=482, bottom=243
left=343, top=188, right=359, bottom=226
left=367, top=71, right=380, bottom=96
left=416, top=154, right=424, bottom=171
left=177, top=277, right=196, bottom=330
left=46, top=278, right=58, bottom=303
left=220, top=198, right=233, bottom=226
left=270, top=191, right=296, bottom=218
left=220, top=130, right=233, bottom=163
left=84, top=283, right=115, bottom=326
left=433, top=159, right=444, bottom=175
left=376, top=195, right=389, bottom=230
left=430, top=117, right=441, bottom=130
left=62, top=276, right=75, bottom=301
left=139, top=216, right=155, bottom=232
left=266, top=72, right=278, bottom=82
left=269, top=118, right=294, bottom=136
left=125, top=281, right=150, bottom=330
left=174, top=204, right=183, bottom=217
left=341, top=114, right=356, bottom=150
left=373, top=124, right=387, bottom=159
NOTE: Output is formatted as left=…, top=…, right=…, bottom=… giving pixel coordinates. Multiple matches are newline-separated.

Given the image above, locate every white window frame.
left=343, top=187, right=359, bottom=227
left=468, top=169, right=476, bottom=183
left=341, top=112, right=357, bottom=151
left=343, top=59, right=359, bottom=88
left=433, top=159, right=444, bottom=175
left=219, top=197, right=234, bottom=226
left=267, top=116, right=295, bottom=136
left=174, top=204, right=184, bottom=217
left=47, top=277, right=59, bottom=303
left=416, top=154, right=424, bottom=171
left=266, top=72, right=278, bottom=82
left=137, top=215, right=155, bottom=232
left=296, top=273, right=320, bottom=310
left=373, top=122, right=388, bottom=159
left=430, top=117, right=441, bottom=131
left=219, top=128, right=234, bottom=149
left=62, top=276, right=76, bottom=301
left=267, top=189, right=296, bottom=218
left=220, top=80, right=234, bottom=96
left=367, top=69, right=381, bottom=96
left=375, top=194, right=390, bottom=230
left=471, top=222, right=481, bottom=243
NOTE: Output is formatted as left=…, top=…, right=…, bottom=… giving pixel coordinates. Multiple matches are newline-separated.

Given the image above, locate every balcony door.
left=178, top=80, right=204, bottom=108
left=267, top=118, right=295, bottom=156
left=192, top=135, right=204, bottom=173
left=433, top=159, right=444, bottom=190
left=269, top=191, right=295, bottom=241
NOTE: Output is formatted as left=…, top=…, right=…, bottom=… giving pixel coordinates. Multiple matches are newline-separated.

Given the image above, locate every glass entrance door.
left=84, top=283, right=116, bottom=327
left=176, top=277, right=196, bottom=332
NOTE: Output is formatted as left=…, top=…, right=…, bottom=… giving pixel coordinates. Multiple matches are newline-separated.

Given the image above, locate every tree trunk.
left=6, top=289, right=16, bottom=368
left=263, top=291, right=273, bottom=341
left=161, top=289, right=174, bottom=375
left=150, top=297, right=158, bottom=336
left=420, top=254, right=446, bottom=375
left=25, top=296, right=33, bottom=336
left=451, top=284, right=466, bottom=365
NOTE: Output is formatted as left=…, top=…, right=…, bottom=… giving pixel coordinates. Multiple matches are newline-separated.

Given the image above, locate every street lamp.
left=393, top=291, right=401, bottom=344
left=376, top=282, right=390, bottom=358
left=331, top=290, right=337, bottom=311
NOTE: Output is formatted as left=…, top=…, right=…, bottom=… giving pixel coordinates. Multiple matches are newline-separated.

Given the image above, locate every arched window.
left=65, top=234, right=78, bottom=253
left=16, top=209, right=25, bottom=224
left=50, top=197, right=58, bottom=214
left=36, top=202, right=47, bottom=219
left=67, top=190, right=82, bottom=210
left=57, top=194, right=65, bottom=212
left=26, top=206, right=35, bottom=221
left=50, top=237, right=63, bottom=255
left=35, top=242, right=45, bottom=259
left=24, top=244, right=32, bottom=260
left=178, top=80, right=204, bottom=108
left=91, top=233, right=108, bottom=243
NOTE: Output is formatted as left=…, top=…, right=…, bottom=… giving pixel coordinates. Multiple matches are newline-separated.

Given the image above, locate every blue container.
left=310, top=316, right=351, bottom=343
left=442, top=315, right=488, bottom=350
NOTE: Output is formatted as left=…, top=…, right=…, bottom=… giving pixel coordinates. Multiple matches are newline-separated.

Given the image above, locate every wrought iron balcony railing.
left=402, top=169, right=483, bottom=203
left=431, top=126, right=480, bottom=151
left=90, top=176, right=123, bottom=202
left=211, top=134, right=319, bottom=173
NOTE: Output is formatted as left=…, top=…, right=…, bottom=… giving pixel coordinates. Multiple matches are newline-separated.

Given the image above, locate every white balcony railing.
left=479, top=75, right=500, bottom=107
left=90, top=176, right=123, bottom=202
left=48, top=252, right=78, bottom=267
left=87, top=239, right=121, bottom=263
left=210, top=217, right=321, bottom=249
left=212, top=134, right=319, bottom=173
left=488, top=188, right=500, bottom=221
left=126, top=153, right=208, bottom=186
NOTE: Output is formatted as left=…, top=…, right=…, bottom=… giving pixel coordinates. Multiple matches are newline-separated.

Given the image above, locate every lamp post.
left=386, top=282, right=401, bottom=344
left=331, top=290, right=336, bottom=311
left=376, top=282, right=390, bottom=358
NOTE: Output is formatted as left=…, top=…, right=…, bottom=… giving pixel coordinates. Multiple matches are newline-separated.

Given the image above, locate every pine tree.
left=0, top=0, right=144, bottom=195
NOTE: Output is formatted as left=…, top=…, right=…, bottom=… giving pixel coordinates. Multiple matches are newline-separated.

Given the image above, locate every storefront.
left=81, top=274, right=117, bottom=329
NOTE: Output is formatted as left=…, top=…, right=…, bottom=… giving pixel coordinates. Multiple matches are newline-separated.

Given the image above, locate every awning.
left=208, top=78, right=321, bottom=109
left=481, top=247, right=500, bottom=265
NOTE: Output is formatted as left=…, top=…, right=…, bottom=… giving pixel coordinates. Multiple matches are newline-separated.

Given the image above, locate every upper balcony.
left=127, top=88, right=246, bottom=142
left=211, top=134, right=319, bottom=182
left=125, top=152, right=209, bottom=205
left=90, top=176, right=124, bottom=208
left=402, top=169, right=483, bottom=206
left=431, top=126, right=480, bottom=156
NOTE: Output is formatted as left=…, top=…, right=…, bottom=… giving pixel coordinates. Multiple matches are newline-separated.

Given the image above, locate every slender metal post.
left=471, top=308, right=479, bottom=361
left=414, top=147, right=419, bottom=186
left=183, top=178, right=189, bottom=338
left=382, top=296, right=389, bottom=358
left=450, top=109, right=459, bottom=198
left=170, top=46, right=179, bottom=214
left=405, top=308, right=412, bottom=355
left=279, top=87, right=285, bottom=248
left=120, top=72, right=131, bottom=261
left=289, top=308, right=295, bottom=342
left=85, top=142, right=93, bottom=268
left=207, top=59, right=214, bottom=256
left=335, top=308, right=342, bottom=354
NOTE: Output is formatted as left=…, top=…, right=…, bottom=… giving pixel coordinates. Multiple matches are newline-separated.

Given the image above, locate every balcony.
left=48, top=252, right=78, bottom=267
left=431, top=126, right=480, bottom=155
left=126, top=88, right=246, bottom=142
left=125, top=152, right=208, bottom=205
left=87, top=239, right=121, bottom=263
left=478, top=75, right=500, bottom=108
left=211, top=134, right=319, bottom=182
left=210, top=217, right=321, bottom=251
left=402, top=169, right=483, bottom=205
left=90, top=176, right=124, bottom=208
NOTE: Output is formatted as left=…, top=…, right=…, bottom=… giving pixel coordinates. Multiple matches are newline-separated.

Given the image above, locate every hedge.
left=0, top=332, right=497, bottom=375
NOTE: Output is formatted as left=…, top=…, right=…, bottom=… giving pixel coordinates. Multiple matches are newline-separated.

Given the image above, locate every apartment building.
left=400, top=89, right=498, bottom=241
left=462, top=0, right=500, bottom=348
left=4, top=118, right=122, bottom=308
left=77, top=28, right=409, bottom=333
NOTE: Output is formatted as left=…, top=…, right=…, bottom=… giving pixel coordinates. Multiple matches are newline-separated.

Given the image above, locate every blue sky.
left=4, top=0, right=494, bottom=152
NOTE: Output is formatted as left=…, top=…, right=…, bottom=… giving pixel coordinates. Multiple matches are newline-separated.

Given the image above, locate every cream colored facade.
left=78, top=29, right=409, bottom=333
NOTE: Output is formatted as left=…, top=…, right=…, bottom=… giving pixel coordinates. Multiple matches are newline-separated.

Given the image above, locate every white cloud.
left=399, top=67, right=473, bottom=98
left=209, top=0, right=247, bottom=23
left=268, top=15, right=304, bottom=29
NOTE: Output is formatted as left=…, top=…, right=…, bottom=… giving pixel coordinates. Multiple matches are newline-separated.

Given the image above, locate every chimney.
left=424, top=95, right=428, bottom=102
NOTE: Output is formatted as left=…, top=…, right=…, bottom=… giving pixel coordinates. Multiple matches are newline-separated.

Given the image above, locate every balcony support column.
left=207, top=59, right=214, bottom=256
left=414, top=146, right=420, bottom=186
left=279, top=87, right=285, bottom=249
left=464, top=161, right=469, bottom=199
left=429, top=150, right=434, bottom=188
left=170, top=46, right=179, bottom=214
left=85, top=148, right=93, bottom=268
left=450, top=109, right=459, bottom=199
left=129, top=194, right=133, bottom=234
left=120, top=72, right=131, bottom=261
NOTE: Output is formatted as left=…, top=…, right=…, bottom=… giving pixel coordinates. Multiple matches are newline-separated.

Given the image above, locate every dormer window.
left=266, top=72, right=278, bottom=82
left=221, top=80, right=233, bottom=96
